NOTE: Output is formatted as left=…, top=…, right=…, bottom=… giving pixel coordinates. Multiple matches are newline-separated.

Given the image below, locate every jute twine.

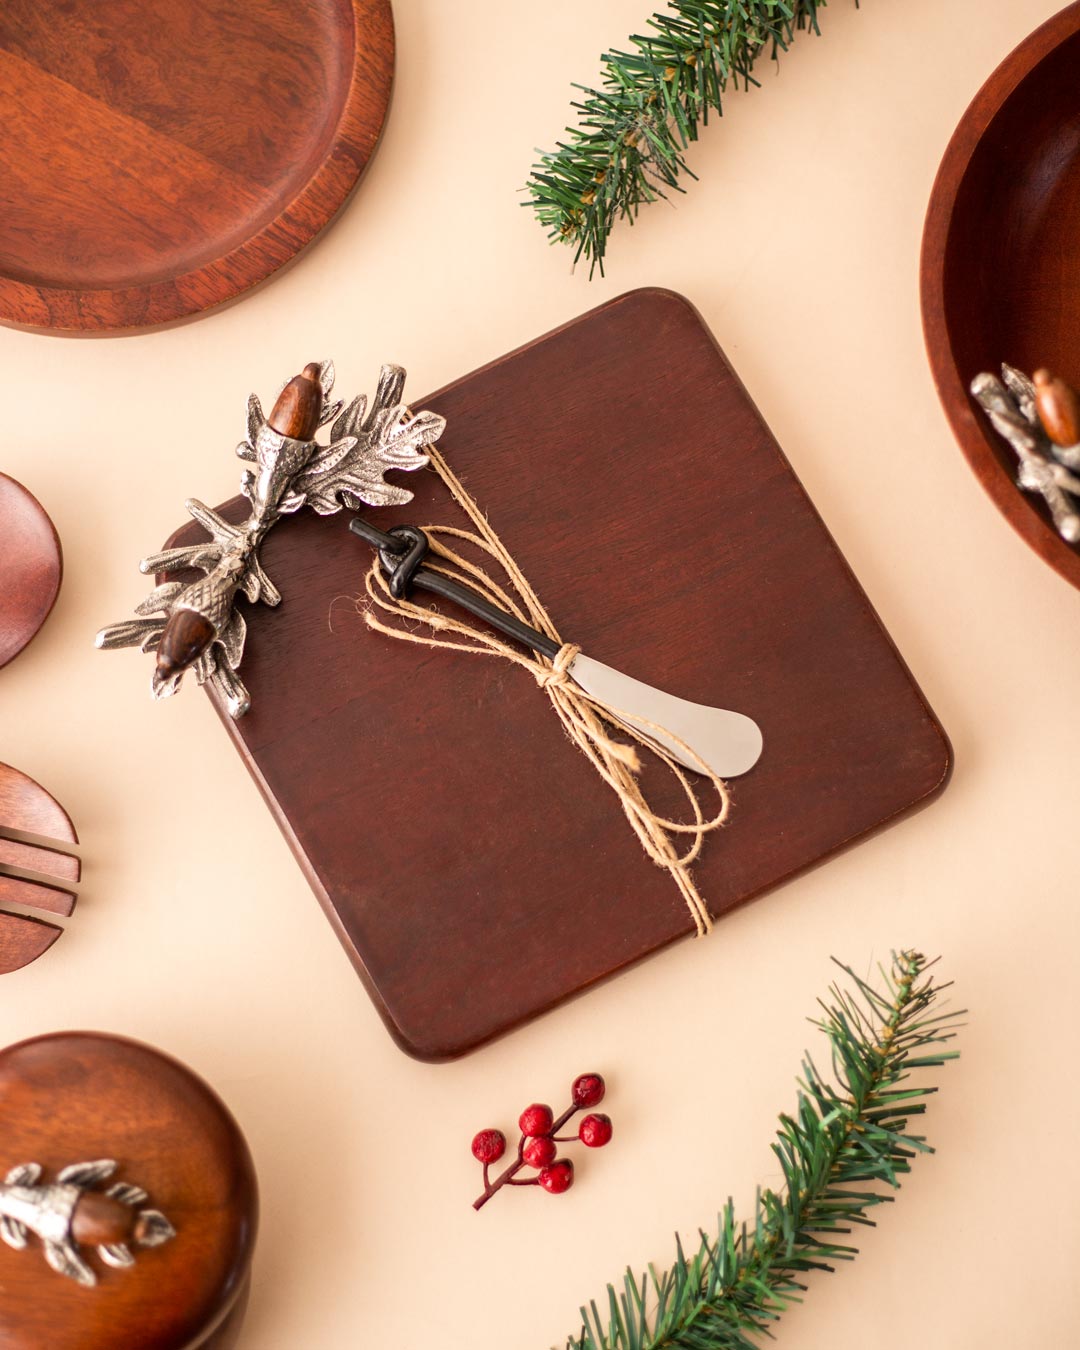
left=360, top=446, right=730, bottom=935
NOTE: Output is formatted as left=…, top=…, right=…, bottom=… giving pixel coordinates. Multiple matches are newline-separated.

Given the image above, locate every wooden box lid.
left=178, top=288, right=951, bottom=1060
left=0, top=1033, right=257, bottom=1350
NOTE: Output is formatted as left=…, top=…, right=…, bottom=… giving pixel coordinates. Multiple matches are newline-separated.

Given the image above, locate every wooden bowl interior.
left=926, top=8, right=1080, bottom=588
left=944, top=32, right=1080, bottom=408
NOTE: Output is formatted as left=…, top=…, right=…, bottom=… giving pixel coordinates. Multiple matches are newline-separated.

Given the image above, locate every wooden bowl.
left=0, top=1, right=393, bottom=334
left=922, top=2, right=1080, bottom=592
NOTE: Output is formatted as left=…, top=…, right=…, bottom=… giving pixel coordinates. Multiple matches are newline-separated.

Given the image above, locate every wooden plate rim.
left=0, top=0, right=395, bottom=336
left=920, top=0, right=1080, bottom=593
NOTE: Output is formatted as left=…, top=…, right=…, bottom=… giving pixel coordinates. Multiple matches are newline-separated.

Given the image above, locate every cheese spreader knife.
left=95, top=354, right=763, bottom=781
left=349, top=519, right=764, bottom=780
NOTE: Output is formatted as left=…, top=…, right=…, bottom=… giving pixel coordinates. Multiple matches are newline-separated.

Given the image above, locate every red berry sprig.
left=471, top=1072, right=613, bottom=1210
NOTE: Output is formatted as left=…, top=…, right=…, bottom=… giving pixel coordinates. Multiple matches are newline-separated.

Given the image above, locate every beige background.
left=2, top=0, right=1078, bottom=1345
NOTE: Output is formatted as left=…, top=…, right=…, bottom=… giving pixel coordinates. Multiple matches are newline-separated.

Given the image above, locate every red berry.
left=522, top=1136, right=558, bottom=1169
left=471, top=1129, right=506, bottom=1164
left=579, top=1113, right=613, bottom=1148
left=538, top=1159, right=574, bottom=1194
left=518, top=1103, right=554, bottom=1137
left=572, top=1073, right=606, bottom=1108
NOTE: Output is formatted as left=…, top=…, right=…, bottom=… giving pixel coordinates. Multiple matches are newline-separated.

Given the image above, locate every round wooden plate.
left=921, top=2, right=1080, bottom=593
left=0, top=1, right=394, bottom=334
left=0, top=474, right=62, bottom=668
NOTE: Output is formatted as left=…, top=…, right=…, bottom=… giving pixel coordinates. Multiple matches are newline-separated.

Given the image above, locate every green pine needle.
left=561, top=950, right=962, bottom=1349
left=527, top=1, right=849, bottom=275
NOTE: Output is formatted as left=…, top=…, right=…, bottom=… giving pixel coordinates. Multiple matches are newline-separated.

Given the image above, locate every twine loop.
left=535, top=643, right=580, bottom=692
left=359, top=447, right=730, bottom=936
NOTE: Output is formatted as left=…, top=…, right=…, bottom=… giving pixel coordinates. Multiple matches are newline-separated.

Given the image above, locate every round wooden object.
left=0, top=1033, right=257, bottom=1349
left=922, top=1, right=1080, bottom=593
left=0, top=473, right=62, bottom=668
left=0, top=0, right=394, bottom=334
left=0, top=762, right=80, bottom=975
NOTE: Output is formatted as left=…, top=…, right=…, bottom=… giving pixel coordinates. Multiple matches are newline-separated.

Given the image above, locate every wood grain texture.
left=0, top=913, right=61, bottom=974
left=921, top=1, right=1080, bottom=593
left=0, top=762, right=79, bottom=971
left=170, top=288, right=951, bottom=1060
left=0, top=0, right=394, bottom=333
left=0, top=473, right=62, bottom=668
left=0, top=874, right=75, bottom=919
left=0, top=835, right=79, bottom=886
left=0, top=762, right=79, bottom=842
left=0, top=1032, right=257, bottom=1350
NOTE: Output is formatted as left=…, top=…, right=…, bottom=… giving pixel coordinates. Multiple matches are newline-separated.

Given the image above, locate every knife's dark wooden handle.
left=349, top=518, right=562, bottom=660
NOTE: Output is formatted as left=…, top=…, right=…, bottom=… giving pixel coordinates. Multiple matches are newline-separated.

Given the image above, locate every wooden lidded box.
left=0, top=1032, right=257, bottom=1349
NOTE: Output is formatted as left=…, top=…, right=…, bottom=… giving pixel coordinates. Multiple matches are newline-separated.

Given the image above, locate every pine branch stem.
left=710, top=960, right=917, bottom=1318
left=562, top=951, right=962, bottom=1350
left=526, top=0, right=847, bottom=274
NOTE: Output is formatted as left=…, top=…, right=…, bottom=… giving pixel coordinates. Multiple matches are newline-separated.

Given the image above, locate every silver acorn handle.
left=0, top=1159, right=175, bottom=1288
left=95, top=361, right=446, bottom=718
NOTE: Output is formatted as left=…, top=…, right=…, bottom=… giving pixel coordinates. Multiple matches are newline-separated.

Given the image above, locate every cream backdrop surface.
left=2, top=1, right=1077, bottom=1346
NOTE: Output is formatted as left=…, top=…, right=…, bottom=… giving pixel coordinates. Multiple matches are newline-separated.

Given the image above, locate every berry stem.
left=472, top=1102, right=580, bottom=1211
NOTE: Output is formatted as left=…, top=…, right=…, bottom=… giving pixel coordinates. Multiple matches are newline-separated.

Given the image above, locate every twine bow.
left=361, top=447, right=730, bottom=936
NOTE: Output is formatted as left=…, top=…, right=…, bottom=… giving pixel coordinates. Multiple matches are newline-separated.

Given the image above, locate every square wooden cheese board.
left=171, top=289, right=951, bottom=1059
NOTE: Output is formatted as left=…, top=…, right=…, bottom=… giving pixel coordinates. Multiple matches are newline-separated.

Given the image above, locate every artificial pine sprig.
left=562, top=951, right=961, bottom=1349
left=526, top=1, right=844, bottom=275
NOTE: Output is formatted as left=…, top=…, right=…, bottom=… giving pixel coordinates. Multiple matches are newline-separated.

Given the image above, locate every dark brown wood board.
left=173, top=289, right=950, bottom=1060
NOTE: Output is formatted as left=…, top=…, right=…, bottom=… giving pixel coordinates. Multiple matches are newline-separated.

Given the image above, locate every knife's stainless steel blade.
left=568, top=654, right=763, bottom=779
